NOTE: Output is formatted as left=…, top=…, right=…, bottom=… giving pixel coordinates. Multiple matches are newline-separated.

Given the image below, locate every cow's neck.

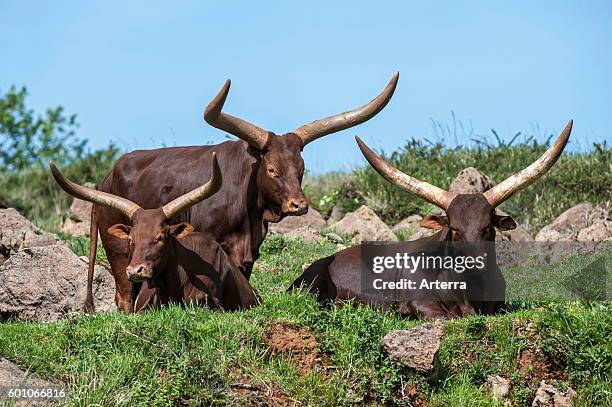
left=153, top=241, right=187, bottom=302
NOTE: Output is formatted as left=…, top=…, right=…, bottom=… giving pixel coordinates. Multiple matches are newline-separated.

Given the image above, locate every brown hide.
left=133, top=232, right=259, bottom=312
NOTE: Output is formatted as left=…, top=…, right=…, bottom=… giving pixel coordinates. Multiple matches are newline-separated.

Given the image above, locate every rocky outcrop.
left=532, top=380, right=576, bottom=407
left=382, top=321, right=444, bottom=374
left=392, top=214, right=436, bottom=240
left=449, top=167, right=495, bottom=194
left=330, top=205, right=397, bottom=243
left=0, top=244, right=115, bottom=321
left=269, top=208, right=326, bottom=234
left=486, top=375, right=511, bottom=403
left=0, top=209, right=59, bottom=263
left=535, top=202, right=611, bottom=241
left=60, top=184, right=95, bottom=237
left=0, top=208, right=115, bottom=321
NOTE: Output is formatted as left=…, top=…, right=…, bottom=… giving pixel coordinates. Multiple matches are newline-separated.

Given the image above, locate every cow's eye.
left=267, top=167, right=279, bottom=178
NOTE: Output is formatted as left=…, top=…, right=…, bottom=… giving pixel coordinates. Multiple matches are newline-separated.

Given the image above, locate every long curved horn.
left=204, top=80, right=270, bottom=150
left=49, top=162, right=141, bottom=219
left=293, top=72, right=399, bottom=145
left=483, top=120, right=573, bottom=208
left=161, top=152, right=223, bottom=219
left=356, top=137, right=456, bottom=210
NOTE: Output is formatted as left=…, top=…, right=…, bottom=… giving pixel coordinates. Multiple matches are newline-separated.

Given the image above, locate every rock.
left=60, top=218, right=90, bottom=237
left=0, top=358, right=63, bottom=406
left=532, top=380, right=576, bottom=407
left=0, top=244, right=115, bottom=321
left=497, top=224, right=534, bottom=241
left=392, top=214, right=423, bottom=232
left=548, top=202, right=593, bottom=231
left=536, top=202, right=611, bottom=241
left=283, top=226, right=326, bottom=244
left=486, top=375, right=511, bottom=401
left=535, top=226, right=570, bottom=242
left=327, top=205, right=345, bottom=225
left=392, top=214, right=436, bottom=240
left=382, top=321, right=444, bottom=373
left=449, top=167, right=495, bottom=194
left=577, top=220, right=612, bottom=241
left=331, top=205, right=397, bottom=243
left=0, top=209, right=59, bottom=261
left=60, top=184, right=95, bottom=237
left=269, top=208, right=326, bottom=234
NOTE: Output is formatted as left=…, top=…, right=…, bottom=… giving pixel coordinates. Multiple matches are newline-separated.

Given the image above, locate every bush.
left=0, top=86, right=120, bottom=229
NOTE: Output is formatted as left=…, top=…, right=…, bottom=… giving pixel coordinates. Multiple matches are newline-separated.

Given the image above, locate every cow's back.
left=98, top=141, right=265, bottom=275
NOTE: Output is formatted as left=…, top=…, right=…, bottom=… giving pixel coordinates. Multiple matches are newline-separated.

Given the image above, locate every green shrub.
left=0, top=85, right=121, bottom=230
left=307, top=137, right=611, bottom=231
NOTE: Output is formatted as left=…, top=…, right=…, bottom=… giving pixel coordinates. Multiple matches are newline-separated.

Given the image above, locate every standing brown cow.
left=290, top=121, right=573, bottom=319
left=50, top=154, right=258, bottom=312
left=90, top=73, right=399, bottom=312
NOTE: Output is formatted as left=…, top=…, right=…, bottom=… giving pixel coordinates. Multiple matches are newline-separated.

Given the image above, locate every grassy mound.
left=0, top=236, right=610, bottom=406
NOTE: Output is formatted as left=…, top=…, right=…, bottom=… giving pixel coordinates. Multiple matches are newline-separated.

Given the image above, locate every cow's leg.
left=108, top=252, right=134, bottom=312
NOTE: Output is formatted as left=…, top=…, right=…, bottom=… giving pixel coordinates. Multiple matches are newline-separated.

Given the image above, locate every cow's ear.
left=420, top=214, right=449, bottom=230
left=493, top=214, right=517, bottom=231
left=107, top=224, right=131, bottom=240
left=169, top=222, right=194, bottom=238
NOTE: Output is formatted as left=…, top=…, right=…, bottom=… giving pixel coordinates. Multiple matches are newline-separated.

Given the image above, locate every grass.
left=307, top=139, right=611, bottom=231
left=0, top=235, right=610, bottom=406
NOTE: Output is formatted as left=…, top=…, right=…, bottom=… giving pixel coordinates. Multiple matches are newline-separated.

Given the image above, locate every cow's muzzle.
left=126, top=264, right=153, bottom=282
left=282, top=197, right=308, bottom=216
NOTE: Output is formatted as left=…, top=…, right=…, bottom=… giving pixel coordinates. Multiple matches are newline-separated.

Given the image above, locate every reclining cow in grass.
left=290, top=121, right=573, bottom=319
left=89, top=73, right=398, bottom=312
left=50, top=154, right=258, bottom=312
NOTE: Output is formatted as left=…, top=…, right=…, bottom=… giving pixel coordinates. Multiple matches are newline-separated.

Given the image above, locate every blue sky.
left=1, top=1, right=611, bottom=173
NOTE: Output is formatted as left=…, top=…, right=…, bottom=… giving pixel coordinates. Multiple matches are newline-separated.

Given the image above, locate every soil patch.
left=265, top=321, right=332, bottom=374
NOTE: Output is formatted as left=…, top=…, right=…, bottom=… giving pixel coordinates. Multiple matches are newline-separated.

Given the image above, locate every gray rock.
left=548, top=202, right=593, bottom=231
left=331, top=205, right=397, bottom=243
left=532, top=380, right=576, bottom=407
left=0, top=209, right=59, bottom=262
left=269, top=207, right=326, bottom=234
left=382, top=321, right=444, bottom=373
left=392, top=214, right=423, bottom=232
left=392, top=214, right=436, bottom=240
left=0, top=244, right=115, bottom=321
left=326, top=205, right=345, bottom=225
left=283, top=226, right=326, bottom=244
left=449, top=167, right=495, bottom=194
left=486, top=374, right=511, bottom=401
left=535, top=226, right=570, bottom=242
left=60, top=184, right=95, bottom=237
left=577, top=220, right=612, bottom=241
left=497, top=224, right=534, bottom=241
left=0, top=358, right=63, bottom=406
left=536, top=202, right=611, bottom=241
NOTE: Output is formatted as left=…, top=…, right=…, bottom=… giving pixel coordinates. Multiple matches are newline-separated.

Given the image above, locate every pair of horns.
left=204, top=72, right=400, bottom=150
left=357, top=120, right=573, bottom=210
left=50, top=153, right=222, bottom=220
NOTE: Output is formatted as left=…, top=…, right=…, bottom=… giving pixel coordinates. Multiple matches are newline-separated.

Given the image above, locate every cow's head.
left=50, top=154, right=222, bottom=282
left=203, top=73, right=399, bottom=218
left=356, top=120, right=573, bottom=242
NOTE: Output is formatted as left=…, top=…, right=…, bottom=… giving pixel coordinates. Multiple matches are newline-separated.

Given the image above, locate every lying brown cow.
left=50, top=154, right=258, bottom=312
left=289, top=121, right=573, bottom=319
